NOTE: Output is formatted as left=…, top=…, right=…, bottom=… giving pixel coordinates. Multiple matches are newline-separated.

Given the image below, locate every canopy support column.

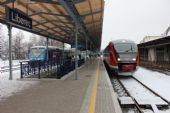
left=86, top=36, right=88, bottom=61
left=75, top=24, right=78, bottom=80
left=8, top=24, right=12, bottom=80
left=46, top=38, right=49, bottom=60
left=62, top=42, right=64, bottom=64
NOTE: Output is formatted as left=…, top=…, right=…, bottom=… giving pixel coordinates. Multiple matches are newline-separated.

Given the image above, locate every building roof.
left=0, top=0, right=104, bottom=50
left=138, top=36, right=170, bottom=48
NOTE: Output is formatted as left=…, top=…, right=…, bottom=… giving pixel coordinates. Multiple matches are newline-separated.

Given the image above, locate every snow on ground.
left=120, top=77, right=157, bottom=99
left=133, top=67, right=170, bottom=102
left=0, top=60, right=20, bottom=67
left=121, top=67, right=170, bottom=113
left=0, top=60, right=38, bottom=101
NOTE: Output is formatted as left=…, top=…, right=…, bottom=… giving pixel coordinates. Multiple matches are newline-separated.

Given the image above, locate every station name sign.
left=6, top=7, right=32, bottom=29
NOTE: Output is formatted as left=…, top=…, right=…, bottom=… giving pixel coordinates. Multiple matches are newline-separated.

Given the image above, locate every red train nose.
left=122, top=65, right=135, bottom=71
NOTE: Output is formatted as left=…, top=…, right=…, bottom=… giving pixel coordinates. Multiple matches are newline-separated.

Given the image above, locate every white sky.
left=101, top=0, right=170, bottom=49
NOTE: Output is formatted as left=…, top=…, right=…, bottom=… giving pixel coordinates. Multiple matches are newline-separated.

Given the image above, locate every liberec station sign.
left=6, top=7, right=32, bottom=29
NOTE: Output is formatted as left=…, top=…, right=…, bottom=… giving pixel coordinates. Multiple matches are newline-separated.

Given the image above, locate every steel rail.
left=132, top=76, right=170, bottom=105
left=116, top=77, right=144, bottom=113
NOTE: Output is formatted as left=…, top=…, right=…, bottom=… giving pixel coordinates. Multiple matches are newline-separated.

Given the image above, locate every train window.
left=30, top=48, right=45, bottom=58
left=114, top=43, right=137, bottom=53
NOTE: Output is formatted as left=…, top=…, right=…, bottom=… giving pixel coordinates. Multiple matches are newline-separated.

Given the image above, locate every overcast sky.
left=101, top=0, right=170, bottom=49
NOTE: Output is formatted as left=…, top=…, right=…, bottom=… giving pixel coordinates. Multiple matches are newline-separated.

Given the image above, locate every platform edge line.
left=102, top=61, right=123, bottom=113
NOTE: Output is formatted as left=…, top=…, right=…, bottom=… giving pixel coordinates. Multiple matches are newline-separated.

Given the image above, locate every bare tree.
left=37, top=36, right=46, bottom=46
left=12, top=31, right=24, bottom=59
left=29, top=34, right=39, bottom=46
left=0, top=24, right=8, bottom=59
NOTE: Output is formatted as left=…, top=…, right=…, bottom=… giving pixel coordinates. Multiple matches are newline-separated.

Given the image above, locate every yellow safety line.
left=88, top=61, right=100, bottom=113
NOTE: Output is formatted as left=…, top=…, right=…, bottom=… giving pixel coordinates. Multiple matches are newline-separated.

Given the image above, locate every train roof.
left=111, top=39, right=136, bottom=44
left=31, top=46, right=62, bottom=49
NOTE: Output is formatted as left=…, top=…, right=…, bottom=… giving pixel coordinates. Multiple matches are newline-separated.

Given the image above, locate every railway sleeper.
left=118, top=96, right=135, bottom=108
left=119, top=96, right=169, bottom=113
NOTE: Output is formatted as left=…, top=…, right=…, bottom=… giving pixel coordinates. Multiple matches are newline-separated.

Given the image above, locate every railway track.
left=0, top=64, right=20, bottom=73
left=112, top=77, right=144, bottom=113
left=132, top=76, right=170, bottom=105
left=111, top=76, right=170, bottom=113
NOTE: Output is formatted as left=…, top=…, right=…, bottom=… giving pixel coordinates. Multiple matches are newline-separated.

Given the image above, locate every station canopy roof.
left=0, top=0, right=104, bottom=50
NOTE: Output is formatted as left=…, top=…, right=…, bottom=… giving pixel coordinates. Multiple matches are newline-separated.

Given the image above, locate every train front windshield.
left=30, top=48, right=45, bottom=60
left=114, top=43, right=137, bottom=53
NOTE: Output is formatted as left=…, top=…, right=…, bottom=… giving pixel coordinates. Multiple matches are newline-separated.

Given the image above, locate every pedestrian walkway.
left=0, top=58, right=122, bottom=113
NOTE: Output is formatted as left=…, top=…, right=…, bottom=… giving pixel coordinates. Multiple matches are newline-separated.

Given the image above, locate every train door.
left=51, top=49, right=62, bottom=60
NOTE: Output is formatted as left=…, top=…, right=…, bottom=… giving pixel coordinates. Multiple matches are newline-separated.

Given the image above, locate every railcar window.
left=114, top=43, right=137, bottom=53
left=30, top=48, right=45, bottom=58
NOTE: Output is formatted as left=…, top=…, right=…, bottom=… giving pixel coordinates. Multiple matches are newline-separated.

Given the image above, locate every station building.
left=138, top=35, right=170, bottom=70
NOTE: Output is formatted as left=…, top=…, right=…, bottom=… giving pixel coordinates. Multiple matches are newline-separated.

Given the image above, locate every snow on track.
left=120, top=77, right=157, bottom=99
left=133, top=67, right=170, bottom=102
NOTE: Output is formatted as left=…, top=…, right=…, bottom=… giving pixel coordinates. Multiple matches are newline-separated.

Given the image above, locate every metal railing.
left=20, top=59, right=85, bottom=79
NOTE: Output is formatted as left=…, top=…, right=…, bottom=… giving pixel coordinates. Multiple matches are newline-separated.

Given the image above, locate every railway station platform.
left=0, top=58, right=122, bottom=113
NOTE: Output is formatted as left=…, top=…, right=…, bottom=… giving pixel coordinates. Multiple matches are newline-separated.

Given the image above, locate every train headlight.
left=132, top=58, right=136, bottom=61
left=117, top=58, right=121, bottom=61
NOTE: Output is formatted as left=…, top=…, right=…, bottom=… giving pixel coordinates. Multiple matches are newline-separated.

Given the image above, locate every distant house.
left=138, top=26, right=170, bottom=70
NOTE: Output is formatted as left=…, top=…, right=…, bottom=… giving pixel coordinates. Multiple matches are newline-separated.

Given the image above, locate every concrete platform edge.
left=102, top=61, right=123, bottom=113
left=79, top=67, right=95, bottom=113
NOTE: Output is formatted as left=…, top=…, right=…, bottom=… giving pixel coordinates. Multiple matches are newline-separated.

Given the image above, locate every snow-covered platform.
left=0, top=58, right=122, bottom=113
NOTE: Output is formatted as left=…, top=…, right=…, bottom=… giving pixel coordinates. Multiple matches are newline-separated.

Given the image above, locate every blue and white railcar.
left=29, top=46, right=62, bottom=61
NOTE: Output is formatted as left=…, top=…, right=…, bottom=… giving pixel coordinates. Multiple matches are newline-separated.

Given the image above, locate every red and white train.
left=103, top=39, right=139, bottom=76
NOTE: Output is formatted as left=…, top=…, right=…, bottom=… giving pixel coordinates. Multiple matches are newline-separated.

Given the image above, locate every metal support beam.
left=62, top=42, right=64, bottom=64
left=30, top=0, right=60, bottom=5
left=58, top=0, right=96, bottom=48
left=46, top=26, right=72, bottom=32
left=8, top=24, right=12, bottom=80
left=75, top=24, right=78, bottom=80
left=85, top=36, right=88, bottom=68
left=34, top=27, right=66, bottom=42
left=0, top=0, right=15, bottom=5
left=81, top=10, right=103, bottom=17
left=69, top=0, right=86, bottom=4
left=33, top=19, right=72, bottom=27
left=85, top=19, right=101, bottom=25
left=46, top=37, right=49, bottom=61
left=86, top=36, right=88, bottom=61
left=29, top=12, right=70, bottom=19
left=30, top=0, right=85, bottom=5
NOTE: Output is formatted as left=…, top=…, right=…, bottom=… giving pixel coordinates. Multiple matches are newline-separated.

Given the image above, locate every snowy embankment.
left=0, top=60, right=38, bottom=101
left=133, top=67, right=170, bottom=102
